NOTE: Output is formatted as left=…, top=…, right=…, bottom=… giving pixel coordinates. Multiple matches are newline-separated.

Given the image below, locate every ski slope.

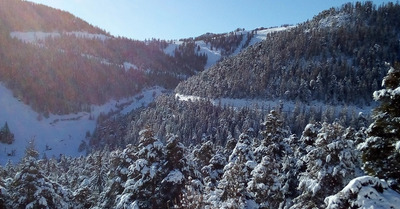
left=0, top=83, right=164, bottom=165
left=164, top=26, right=294, bottom=69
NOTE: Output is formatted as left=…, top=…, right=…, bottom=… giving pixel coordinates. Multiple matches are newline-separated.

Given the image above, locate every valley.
left=0, top=1, right=399, bottom=208
left=0, top=82, right=165, bottom=165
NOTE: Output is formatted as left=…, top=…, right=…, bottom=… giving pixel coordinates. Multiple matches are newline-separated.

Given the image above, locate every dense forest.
left=90, top=93, right=370, bottom=150
left=0, top=1, right=400, bottom=208
left=91, top=2, right=397, bottom=150
left=176, top=2, right=400, bottom=106
left=1, top=64, right=399, bottom=208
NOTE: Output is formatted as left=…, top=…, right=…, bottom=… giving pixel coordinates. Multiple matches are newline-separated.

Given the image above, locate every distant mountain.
left=0, top=0, right=290, bottom=116
left=91, top=2, right=400, bottom=149
left=0, top=0, right=206, bottom=115
left=175, top=2, right=400, bottom=107
left=165, top=26, right=292, bottom=69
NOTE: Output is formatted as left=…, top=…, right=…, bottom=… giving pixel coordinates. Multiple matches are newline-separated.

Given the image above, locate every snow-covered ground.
left=245, top=26, right=294, bottom=48
left=0, top=83, right=164, bottom=165
left=319, top=13, right=350, bottom=28
left=325, top=176, right=400, bottom=209
left=163, top=40, right=222, bottom=69
left=164, top=26, right=294, bottom=69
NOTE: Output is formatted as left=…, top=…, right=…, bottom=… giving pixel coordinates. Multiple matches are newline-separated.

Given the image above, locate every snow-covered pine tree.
left=180, top=176, right=206, bottom=209
left=99, top=144, right=137, bottom=208
left=249, top=110, right=293, bottom=208
left=291, top=123, right=362, bottom=209
left=193, top=140, right=215, bottom=169
left=160, top=134, right=188, bottom=208
left=217, top=132, right=256, bottom=208
left=116, top=127, right=165, bottom=209
left=0, top=122, right=14, bottom=144
left=196, top=142, right=227, bottom=208
left=74, top=150, right=109, bottom=208
left=4, top=160, right=16, bottom=178
left=247, top=155, right=282, bottom=209
left=359, top=63, right=400, bottom=192
left=0, top=173, right=7, bottom=208
left=7, top=139, right=72, bottom=208
left=201, top=150, right=227, bottom=189
left=254, top=110, right=289, bottom=162
left=64, top=156, right=95, bottom=209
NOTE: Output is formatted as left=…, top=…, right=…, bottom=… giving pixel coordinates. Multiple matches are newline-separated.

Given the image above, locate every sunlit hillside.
left=0, top=0, right=206, bottom=115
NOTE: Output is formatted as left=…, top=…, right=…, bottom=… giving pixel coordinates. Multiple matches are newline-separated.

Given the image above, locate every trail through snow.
left=175, top=93, right=375, bottom=119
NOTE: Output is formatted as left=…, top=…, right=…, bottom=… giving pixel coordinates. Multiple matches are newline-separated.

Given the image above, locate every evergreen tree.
left=0, top=122, right=14, bottom=144
left=74, top=150, right=109, bottom=208
left=7, top=139, right=72, bottom=208
left=359, top=63, right=400, bottom=192
left=249, top=110, right=293, bottom=208
left=116, top=127, right=165, bottom=209
left=99, top=145, right=137, bottom=208
left=160, top=134, right=188, bottom=208
left=254, top=110, right=288, bottom=162
left=247, top=155, right=282, bottom=208
left=0, top=174, right=7, bottom=208
left=291, top=123, right=362, bottom=209
left=217, top=133, right=256, bottom=208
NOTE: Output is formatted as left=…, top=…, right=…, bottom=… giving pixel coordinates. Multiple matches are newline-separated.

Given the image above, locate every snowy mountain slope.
left=10, top=31, right=141, bottom=71
left=164, top=26, right=293, bottom=69
left=0, top=83, right=165, bottom=165
left=164, top=40, right=220, bottom=69
left=231, top=26, right=294, bottom=56
left=1, top=0, right=209, bottom=116
left=175, top=4, right=400, bottom=107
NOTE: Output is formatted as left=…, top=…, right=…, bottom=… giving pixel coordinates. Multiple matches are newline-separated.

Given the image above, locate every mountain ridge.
left=175, top=2, right=400, bottom=107
left=0, top=0, right=207, bottom=114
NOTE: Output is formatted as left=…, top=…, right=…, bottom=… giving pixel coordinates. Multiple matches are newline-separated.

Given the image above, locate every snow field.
left=0, top=83, right=164, bottom=165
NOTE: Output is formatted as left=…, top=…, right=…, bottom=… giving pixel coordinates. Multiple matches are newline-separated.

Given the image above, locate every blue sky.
left=29, top=0, right=393, bottom=40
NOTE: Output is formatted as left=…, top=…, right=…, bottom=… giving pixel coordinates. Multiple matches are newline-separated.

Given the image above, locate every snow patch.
left=246, top=26, right=294, bottom=48
left=319, top=13, right=350, bottom=28
left=10, top=31, right=111, bottom=44
left=325, top=176, right=400, bottom=209
left=162, top=169, right=184, bottom=184
left=396, top=141, right=400, bottom=151
left=163, top=41, right=182, bottom=56
left=123, top=62, right=138, bottom=71
left=66, top=31, right=110, bottom=41
left=175, top=93, right=203, bottom=102
left=10, top=31, right=60, bottom=43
